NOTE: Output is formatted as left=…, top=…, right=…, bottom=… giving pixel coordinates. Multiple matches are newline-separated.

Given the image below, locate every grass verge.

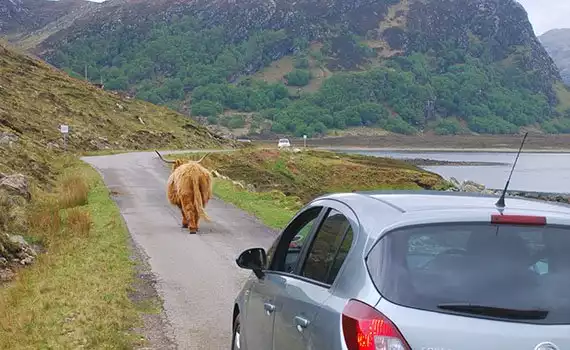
left=0, top=160, right=151, bottom=349
left=213, top=179, right=300, bottom=229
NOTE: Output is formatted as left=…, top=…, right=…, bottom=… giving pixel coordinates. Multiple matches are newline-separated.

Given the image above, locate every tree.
left=192, top=100, right=223, bottom=117
left=285, top=70, right=311, bottom=87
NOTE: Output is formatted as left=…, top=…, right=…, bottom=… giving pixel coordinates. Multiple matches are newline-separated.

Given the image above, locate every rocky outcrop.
left=540, top=28, right=570, bottom=86
left=402, top=0, right=561, bottom=104
left=0, top=174, right=35, bottom=283
left=0, top=173, right=31, bottom=201
left=0, top=233, right=37, bottom=282
left=0, top=0, right=29, bottom=33
left=447, top=177, right=570, bottom=205
left=0, top=0, right=95, bottom=36
left=0, top=132, right=19, bottom=148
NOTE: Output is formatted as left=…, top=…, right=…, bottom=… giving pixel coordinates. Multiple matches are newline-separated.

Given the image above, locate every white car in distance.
left=277, top=138, right=291, bottom=149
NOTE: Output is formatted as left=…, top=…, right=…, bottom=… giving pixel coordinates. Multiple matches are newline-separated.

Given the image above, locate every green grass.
left=213, top=179, right=300, bottom=229
left=0, top=162, right=151, bottom=349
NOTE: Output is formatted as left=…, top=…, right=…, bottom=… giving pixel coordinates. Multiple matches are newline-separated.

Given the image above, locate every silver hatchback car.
left=231, top=190, right=570, bottom=350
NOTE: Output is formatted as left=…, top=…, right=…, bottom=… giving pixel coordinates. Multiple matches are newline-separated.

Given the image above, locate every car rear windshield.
left=366, top=223, right=570, bottom=325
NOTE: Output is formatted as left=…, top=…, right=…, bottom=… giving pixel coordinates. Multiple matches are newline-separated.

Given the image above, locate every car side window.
left=300, top=209, right=354, bottom=285
left=270, top=206, right=322, bottom=274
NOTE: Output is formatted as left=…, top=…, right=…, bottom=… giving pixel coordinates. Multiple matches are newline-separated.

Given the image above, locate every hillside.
left=540, top=28, right=570, bottom=86
left=0, top=0, right=95, bottom=42
left=0, top=42, right=231, bottom=185
left=4, top=0, right=570, bottom=136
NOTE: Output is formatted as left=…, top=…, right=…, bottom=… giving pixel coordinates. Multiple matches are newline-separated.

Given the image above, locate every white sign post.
left=60, top=124, right=69, bottom=150
left=303, top=134, right=307, bottom=148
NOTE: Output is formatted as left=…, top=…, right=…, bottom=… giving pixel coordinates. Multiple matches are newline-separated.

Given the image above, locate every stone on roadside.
left=0, top=132, right=18, bottom=148
left=0, top=267, right=15, bottom=282
left=463, top=180, right=485, bottom=191
left=0, top=174, right=31, bottom=201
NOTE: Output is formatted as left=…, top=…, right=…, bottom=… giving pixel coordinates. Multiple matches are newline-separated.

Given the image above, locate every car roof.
left=366, top=190, right=570, bottom=213
left=313, top=190, right=570, bottom=239
left=324, top=190, right=570, bottom=214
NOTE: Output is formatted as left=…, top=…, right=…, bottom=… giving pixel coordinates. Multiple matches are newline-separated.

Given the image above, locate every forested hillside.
left=9, top=0, right=570, bottom=136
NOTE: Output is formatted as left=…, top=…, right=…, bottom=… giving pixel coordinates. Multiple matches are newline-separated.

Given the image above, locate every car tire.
left=231, top=315, right=241, bottom=350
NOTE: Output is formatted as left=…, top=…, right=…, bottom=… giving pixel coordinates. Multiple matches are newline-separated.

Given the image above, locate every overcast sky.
left=516, top=0, right=570, bottom=35
left=82, top=0, right=569, bottom=36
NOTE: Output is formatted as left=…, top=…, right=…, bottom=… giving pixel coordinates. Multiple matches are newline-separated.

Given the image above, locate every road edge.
left=82, top=159, right=178, bottom=350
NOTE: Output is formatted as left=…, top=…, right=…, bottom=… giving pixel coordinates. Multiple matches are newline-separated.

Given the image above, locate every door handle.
left=264, top=302, right=275, bottom=315
left=294, top=316, right=310, bottom=332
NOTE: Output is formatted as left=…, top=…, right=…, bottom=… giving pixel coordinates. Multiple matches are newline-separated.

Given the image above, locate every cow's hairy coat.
left=162, top=156, right=213, bottom=233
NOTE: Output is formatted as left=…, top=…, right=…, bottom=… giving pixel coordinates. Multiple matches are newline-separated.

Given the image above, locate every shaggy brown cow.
left=156, top=151, right=213, bottom=234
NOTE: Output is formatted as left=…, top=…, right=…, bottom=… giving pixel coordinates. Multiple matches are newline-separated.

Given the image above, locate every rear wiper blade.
left=437, top=303, right=549, bottom=320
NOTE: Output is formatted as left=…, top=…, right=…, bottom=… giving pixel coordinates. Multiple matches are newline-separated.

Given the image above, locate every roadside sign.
left=60, top=124, right=69, bottom=151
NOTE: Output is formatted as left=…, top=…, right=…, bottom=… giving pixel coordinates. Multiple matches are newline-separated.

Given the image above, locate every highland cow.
left=156, top=151, right=213, bottom=234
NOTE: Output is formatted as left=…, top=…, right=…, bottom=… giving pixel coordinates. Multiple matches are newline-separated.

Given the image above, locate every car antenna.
left=495, top=132, right=529, bottom=209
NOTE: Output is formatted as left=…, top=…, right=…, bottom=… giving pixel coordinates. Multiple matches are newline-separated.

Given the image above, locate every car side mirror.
left=236, top=248, right=267, bottom=279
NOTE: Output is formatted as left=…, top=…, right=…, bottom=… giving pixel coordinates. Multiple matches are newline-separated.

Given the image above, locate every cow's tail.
left=192, top=175, right=211, bottom=222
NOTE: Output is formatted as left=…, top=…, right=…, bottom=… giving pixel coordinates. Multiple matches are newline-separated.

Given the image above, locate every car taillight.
left=342, top=299, right=410, bottom=350
left=491, top=214, right=546, bottom=226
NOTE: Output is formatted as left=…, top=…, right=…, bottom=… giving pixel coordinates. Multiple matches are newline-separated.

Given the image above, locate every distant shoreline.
left=252, top=134, right=570, bottom=153
left=316, top=146, right=570, bottom=154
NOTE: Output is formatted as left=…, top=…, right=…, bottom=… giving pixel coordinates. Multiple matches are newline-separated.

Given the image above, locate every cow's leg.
left=181, top=197, right=199, bottom=234
left=188, top=211, right=199, bottom=234
left=178, top=205, right=188, bottom=228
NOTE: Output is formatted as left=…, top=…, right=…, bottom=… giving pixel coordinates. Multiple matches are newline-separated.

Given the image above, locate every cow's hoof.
left=182, top=224, right=188, bottom=228
left=189, top=231, right=197, bottom=235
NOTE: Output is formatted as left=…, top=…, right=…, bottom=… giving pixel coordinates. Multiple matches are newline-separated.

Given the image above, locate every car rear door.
left=272, top=204, right=358, bottom=350
left=366, top=221, right=570, bottom=350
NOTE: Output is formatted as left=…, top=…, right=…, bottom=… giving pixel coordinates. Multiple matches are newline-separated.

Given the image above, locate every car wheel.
left=231, top=315, right=241, bottom=350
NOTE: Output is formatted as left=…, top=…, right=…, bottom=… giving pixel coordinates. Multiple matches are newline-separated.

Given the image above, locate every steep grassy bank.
left=0, top=160, right=157, bottom=349
left=168, top=148, right=449, bottom=228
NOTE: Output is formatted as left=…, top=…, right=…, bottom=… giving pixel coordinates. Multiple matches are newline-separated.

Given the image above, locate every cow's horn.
left=196, top=152, right=211, bottom=163
left=155, top=150, right=175, bottom=164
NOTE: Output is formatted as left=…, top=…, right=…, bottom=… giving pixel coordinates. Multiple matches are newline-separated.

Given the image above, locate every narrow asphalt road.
left=82, top=150, right=279, bottom=350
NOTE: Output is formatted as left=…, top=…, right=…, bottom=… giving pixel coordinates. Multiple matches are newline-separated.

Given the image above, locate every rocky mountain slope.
left=540, top=28, right=570, bottom=85
left=0, top=0, right=89, bottom=36
left=0, top=0, right=98, bottom=50
left=3, top=0, right=570, bottom=135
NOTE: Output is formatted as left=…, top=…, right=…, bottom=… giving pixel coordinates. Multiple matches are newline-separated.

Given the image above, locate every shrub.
left=58, top=175, right=89, bottom=209
left=192, top=100, right=223, bottom=117
left=227, top=116, right=246, bottom=129
left=434, top=118, right=466, bottom=135
left=294, top=55, right=310, bottom=69
left=285, top=70, right=311, bottom=87
left=66, top=208, right=93, bottom=237
left=378, top=116, right=417, bottom=135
